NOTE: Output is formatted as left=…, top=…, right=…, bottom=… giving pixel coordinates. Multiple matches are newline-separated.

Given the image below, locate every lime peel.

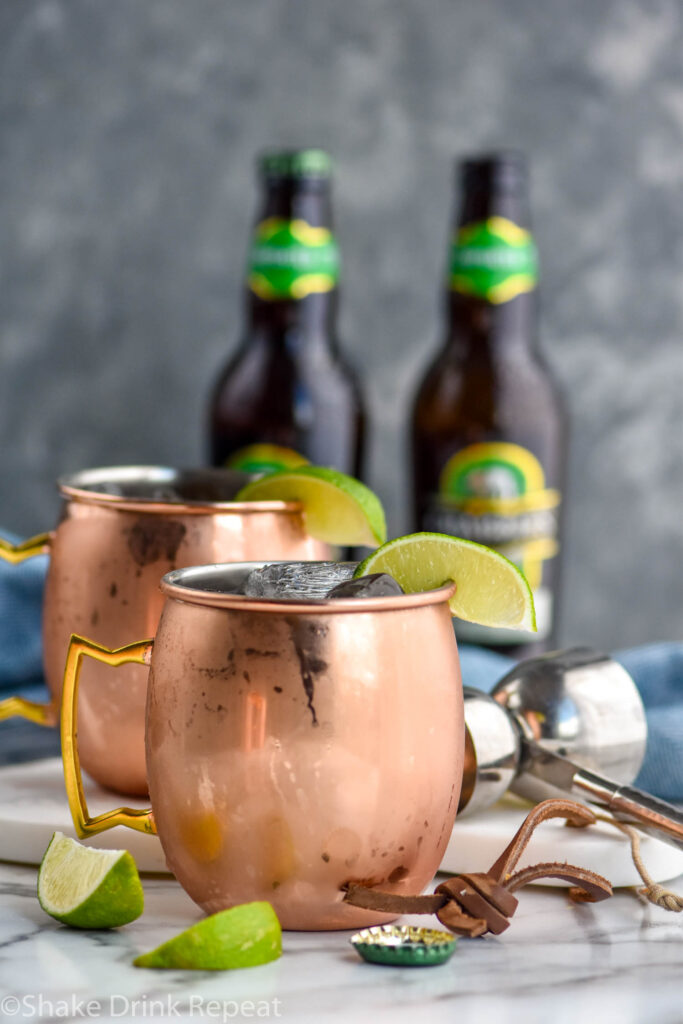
left=356, top=531, right=536, bottom=631
left=133, top=901, right=282, bottom=970
left=235, top=466, right=386, bottom=547
left=37, top=832, right=144, bottom=929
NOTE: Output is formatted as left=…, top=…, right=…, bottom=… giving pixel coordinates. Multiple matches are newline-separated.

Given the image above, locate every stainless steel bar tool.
left=460, top=647, right=683, bottom=851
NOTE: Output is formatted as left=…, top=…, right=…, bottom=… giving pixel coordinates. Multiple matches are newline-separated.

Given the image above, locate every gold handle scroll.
left=61, top=634, right=156, bottom=838
left=0, top=532, right=53, bottom=726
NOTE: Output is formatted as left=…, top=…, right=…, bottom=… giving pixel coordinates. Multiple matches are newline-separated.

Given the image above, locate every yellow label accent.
left=440, top=441, right=546, bottom=498
left=248, top=271, right=336, bottom=300
left=256, top=217, right=333, bottom=247
left=456, top=216, right=533, bottom=248
left=448, top=489, right=561, bottom=516
left=451, top=271, right=537, bottom=305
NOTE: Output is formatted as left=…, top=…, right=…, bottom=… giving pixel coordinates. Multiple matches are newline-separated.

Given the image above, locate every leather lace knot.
left=343, top=798, right=613, bottom=937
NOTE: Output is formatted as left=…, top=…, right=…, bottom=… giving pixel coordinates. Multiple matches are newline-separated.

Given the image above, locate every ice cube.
left=90, top=482, right=125, bottom=497
left=240, top=561, right=358, bottom=600
left=326, top=573, right=404, bottom=599
left=148, top=486, right=183, bottom=502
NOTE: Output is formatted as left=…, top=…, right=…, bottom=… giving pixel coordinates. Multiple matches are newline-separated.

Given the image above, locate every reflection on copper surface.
left=245, top=692, right=267, bottom=751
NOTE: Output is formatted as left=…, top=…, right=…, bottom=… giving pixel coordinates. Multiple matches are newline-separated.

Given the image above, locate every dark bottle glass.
left=208, top=149, right=365, bottom=478
left=411, top=153, right=567, bottom=658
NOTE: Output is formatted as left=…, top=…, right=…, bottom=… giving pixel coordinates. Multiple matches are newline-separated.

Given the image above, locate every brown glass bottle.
left=411, top=154, right=567, bottom=658
left=208, top=150, right=365, bottom=477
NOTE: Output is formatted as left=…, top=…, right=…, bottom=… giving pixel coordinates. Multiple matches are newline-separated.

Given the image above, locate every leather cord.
left=343, top=798, right=613, bottom=937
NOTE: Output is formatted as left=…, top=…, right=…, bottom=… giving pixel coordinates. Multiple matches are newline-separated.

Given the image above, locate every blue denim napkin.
left=1, top=531, right=682, bottom=800
left=0, top=532, right=47, bottom=687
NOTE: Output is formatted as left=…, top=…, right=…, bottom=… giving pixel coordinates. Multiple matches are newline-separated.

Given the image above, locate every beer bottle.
left=410, top=153, right=567, bottom=657
left=208, top=149, right=365, bottom=477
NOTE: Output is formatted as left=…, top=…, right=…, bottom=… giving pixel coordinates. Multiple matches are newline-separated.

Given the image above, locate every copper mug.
left=61, top=561, right=464, bottom=930
left=0, top=467, right=326, bottom=795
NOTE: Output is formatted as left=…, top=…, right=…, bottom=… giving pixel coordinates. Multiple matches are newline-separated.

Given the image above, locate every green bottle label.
left=248, top=218, right=340, bottom=300
left=450, top=217, right=538, bottom=304
left=424, top=442, right=560, bottom=643
left=225, top=444, right=309, bottom=475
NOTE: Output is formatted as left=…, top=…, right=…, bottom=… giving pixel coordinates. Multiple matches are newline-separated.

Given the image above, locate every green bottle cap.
left=258, top=149, right=333, bottom=180
left=350, top=925, right=457, bottom=967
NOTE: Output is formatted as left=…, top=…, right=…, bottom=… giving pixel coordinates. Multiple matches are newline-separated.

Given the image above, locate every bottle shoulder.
left=412, top=339, right=565, bottom=436
left=416, top=336, right=559, bottom=392
left=211, top=330, right=363, bottom=407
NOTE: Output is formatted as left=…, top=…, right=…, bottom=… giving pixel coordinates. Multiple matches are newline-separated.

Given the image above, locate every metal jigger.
left=459, top=647, right=683, bottom=852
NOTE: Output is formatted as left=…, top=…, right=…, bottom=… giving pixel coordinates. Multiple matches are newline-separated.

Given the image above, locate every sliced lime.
left=37, top=832, right=144, bottom=929
left=356, top=531, right=536, bottom=630
left=133, top=901, right=282, bottom=970
left=236, top=466, right=386, bottom=547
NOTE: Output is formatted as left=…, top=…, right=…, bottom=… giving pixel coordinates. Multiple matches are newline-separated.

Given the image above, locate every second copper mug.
left=60, top=561, right=465, bottom=930
left=0, top=467, right=326, bottom=794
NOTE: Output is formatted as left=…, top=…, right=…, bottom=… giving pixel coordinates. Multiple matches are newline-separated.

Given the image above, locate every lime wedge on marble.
left=37, top=832, right=144, bottom=929
left=236, top=466, right=386, bottom=547
left=133, top=902, right=282, bottom=970
left=356, top=531, right=536, bottom=630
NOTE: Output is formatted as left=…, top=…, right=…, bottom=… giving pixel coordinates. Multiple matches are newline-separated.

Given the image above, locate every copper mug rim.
left=160, top=560, right=457, bottom=615
left=57, top=465, right=303, bottom=516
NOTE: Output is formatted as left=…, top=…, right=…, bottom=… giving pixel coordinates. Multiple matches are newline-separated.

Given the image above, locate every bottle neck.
left=245, top=177, right=338, bottom=340
left=247, top=292, right=337, bottom=338
left=444, top=184, right=537, bottom=357
left=445, top=292, right=536, bottom=355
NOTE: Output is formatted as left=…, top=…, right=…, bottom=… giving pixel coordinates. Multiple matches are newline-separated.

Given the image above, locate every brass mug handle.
left=0, top=532, right=54, bottom=726
left=61, top=634, right=157, bottom=838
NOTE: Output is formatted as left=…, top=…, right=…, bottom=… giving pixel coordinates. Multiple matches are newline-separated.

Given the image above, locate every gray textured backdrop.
left=2, top=0, right=683, bottom=651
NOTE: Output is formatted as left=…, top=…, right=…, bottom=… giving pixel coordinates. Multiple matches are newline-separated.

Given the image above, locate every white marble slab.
left=0, top=759, right=167, bottom=872
left=5, top=760, right=683, bottom=890
left=1, top=860, right=682, bottom=1024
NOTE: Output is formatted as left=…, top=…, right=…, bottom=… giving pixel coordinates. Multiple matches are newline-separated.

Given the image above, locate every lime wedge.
left=133, top=902, right=282, bottom=970
left=226, top=443, right=309, bottom=475
left=37, top=832, right=144, bottom=929
left=235, top=466, right=386, bottom=547
left=356, top=532, right=536, bottom=630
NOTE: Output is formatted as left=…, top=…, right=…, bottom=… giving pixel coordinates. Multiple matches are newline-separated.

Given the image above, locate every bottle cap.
left=350, top=925, right=457, bottom=967
left=258, top=149, right=333, bottom=180
left=460, top=151, right=527, bottom=193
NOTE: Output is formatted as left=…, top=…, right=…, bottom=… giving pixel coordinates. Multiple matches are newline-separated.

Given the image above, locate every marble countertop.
left=2, top=856, right=683, bottom=1024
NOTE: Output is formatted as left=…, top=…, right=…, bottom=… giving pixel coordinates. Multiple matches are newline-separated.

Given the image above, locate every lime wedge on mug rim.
left=37, top=832, right=144, bottom=929
left=235, top=466, right=386, bottom=547
left=356, top=531, right=536, bottom=631
left=133, top=901, right=282, bottom=970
